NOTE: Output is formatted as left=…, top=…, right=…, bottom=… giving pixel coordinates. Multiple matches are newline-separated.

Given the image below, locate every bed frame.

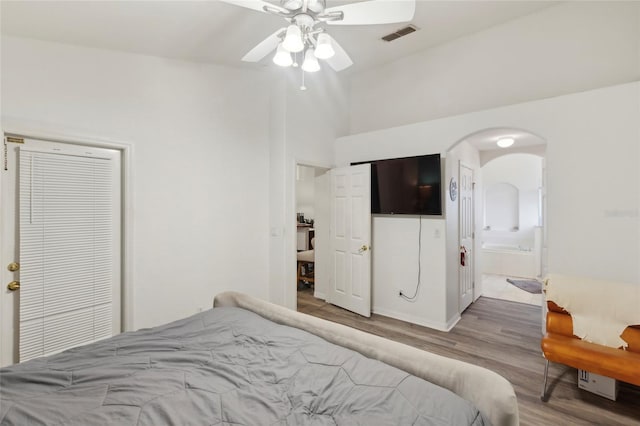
left=214, top=291, right=519, bottom=426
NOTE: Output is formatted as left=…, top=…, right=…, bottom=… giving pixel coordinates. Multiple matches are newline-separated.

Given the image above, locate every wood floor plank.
left=297, top=289, right=640, bottom=425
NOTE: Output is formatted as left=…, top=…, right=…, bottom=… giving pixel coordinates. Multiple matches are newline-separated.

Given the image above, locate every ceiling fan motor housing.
left=293, top=14, right=316, bottom=30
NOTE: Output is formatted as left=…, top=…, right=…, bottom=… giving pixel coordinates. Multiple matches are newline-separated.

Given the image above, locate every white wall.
left=268, top=71, right=349, bottom=309
left=0, top=36, right=348, bottom=326
left=267, top=81, right=288, bottom=307
left=1, top=36, right=272, bottom=329
left=327, top=142, right=479, bottom=329
left=295, top=1, right=639, bottom=318
left=372, top=216, right=449, bottom=330
left=349, top=1, right=640, bottom=134
left=483, top=154, right=543, bottom=248
left=336, top=82, right=640, bottom=327
left=480, top=145, right=546, bottom=166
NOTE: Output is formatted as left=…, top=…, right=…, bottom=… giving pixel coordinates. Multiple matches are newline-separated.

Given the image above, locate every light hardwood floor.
left=297, top=288, right=640, bottom=425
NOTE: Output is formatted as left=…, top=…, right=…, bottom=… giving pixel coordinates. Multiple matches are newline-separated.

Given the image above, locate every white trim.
left=372, top=306, right=460, bottom=332
left=445, top=313, right=462, bottom=331
left=313, top=290, right=326, bottom=300
left=285, top=157, right=298, bottom=311
left=288, top=158, right=332, bottom=312
left=2, top=122, right=135, bottom=332
left=458, top=161, right=475, bottom=312
left=296, top=159, right=334, bottom=171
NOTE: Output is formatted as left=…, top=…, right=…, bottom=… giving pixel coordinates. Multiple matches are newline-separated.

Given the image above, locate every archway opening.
left=445, top=127, right=546, bottom=312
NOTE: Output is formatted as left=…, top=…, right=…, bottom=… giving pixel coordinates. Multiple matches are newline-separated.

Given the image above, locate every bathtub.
left=481, top=243, right=537, bottom=278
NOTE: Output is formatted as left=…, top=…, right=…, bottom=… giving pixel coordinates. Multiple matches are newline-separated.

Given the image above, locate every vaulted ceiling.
left=1, top=1, right=558, bottom=74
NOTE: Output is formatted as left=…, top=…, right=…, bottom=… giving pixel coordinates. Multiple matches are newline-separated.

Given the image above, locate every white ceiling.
left=0, top=1, right=558, bottom=75
left=462, top=128, right=546, bottom=151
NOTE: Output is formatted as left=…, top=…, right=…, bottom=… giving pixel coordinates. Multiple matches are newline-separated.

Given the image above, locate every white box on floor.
left=577, top=369, right=619, bottom=400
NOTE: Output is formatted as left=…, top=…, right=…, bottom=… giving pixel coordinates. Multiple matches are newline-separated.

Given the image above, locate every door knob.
left=7, top=262, right=19, bottom=272
left=358, top=245, right=370, bottom=253
left=7, top=281, right=20, bottom=291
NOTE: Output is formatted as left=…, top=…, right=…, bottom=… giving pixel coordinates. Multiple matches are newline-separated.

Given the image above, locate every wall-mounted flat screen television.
left=354, top=154, right=442, bottom=216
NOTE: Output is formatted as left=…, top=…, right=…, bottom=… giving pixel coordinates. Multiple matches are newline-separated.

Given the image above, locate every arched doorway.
left=445, top=127, right=546, bottom=313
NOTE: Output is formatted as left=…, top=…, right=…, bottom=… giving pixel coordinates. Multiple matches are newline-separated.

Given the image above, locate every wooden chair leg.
left=305, top=262, right=315, bottom=284
left=297, top=261, right=302, bottom=286
left=541, top=359, right=550, bottom=402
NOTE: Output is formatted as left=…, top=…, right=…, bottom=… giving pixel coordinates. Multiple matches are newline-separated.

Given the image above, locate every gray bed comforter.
left=0, top=307, right=489, bottom=425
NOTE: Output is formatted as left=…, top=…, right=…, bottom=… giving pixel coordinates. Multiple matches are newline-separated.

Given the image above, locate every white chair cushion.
left=297, top=249, right=314, bottom=262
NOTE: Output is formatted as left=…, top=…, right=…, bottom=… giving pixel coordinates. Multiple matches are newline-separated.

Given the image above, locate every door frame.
left=286, top=158, right=332, bottom=312
left=458, top=161, right=475, bottom=311
left=0, top=123, right=134, bottom=364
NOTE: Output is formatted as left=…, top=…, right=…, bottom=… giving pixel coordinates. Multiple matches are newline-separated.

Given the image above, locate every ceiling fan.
left=221, top=0, right=416, bottom=74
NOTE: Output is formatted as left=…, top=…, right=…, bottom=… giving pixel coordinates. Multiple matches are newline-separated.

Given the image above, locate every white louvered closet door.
left=19, top=144, right=121, bottom=362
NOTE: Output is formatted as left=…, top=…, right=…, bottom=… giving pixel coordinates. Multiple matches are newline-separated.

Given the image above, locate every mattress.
left=0, top=306, right=490, bottom=425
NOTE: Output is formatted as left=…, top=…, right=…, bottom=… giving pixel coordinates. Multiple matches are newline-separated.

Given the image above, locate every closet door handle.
left=7, top=281, right=20, bottom=291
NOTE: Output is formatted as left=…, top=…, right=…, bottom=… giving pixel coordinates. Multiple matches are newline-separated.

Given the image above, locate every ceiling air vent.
left=381, top=25, right=418, bottom=42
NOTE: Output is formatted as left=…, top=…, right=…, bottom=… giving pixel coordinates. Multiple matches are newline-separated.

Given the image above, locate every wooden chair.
left=297, top=238, right=314, bottom=286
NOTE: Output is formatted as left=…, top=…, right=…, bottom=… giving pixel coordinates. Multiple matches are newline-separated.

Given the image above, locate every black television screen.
left=356, top=154, right=442, bottom=215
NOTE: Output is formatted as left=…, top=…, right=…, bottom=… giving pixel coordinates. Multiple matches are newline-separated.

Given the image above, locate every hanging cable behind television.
left=400, top=216, right=422, bottom=302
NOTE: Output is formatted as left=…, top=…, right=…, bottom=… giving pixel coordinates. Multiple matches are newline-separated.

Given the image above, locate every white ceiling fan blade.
left=242, top=28, right=286, bottom=62
left=325, top=0, right=415, bottom=26
left=219, top=0, right=288, bottom=14
left=324, top=35, right=353, bottom=72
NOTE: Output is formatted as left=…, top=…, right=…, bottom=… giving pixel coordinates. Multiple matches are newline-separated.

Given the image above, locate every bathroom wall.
left=482, top=154, right=543, bottom=249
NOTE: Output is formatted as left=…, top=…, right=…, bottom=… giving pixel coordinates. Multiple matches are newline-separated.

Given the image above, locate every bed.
left=0, top=292, right=519, bottom=425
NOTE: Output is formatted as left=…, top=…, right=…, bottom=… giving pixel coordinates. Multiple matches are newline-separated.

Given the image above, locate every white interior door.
left=459, top=163, right=474, bottom=312
left=327, top=164, right=371, bottom=317
left=0, top=137, right=121, bottom=366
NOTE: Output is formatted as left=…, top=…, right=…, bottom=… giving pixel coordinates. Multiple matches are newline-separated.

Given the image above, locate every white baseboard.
left=372, top=307, right=459, bottom=332
left=445, top=314, right=461, bottom=331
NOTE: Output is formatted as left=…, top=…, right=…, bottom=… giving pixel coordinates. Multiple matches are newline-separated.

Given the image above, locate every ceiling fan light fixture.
left=497, top=137, right=515, bottom=148
left=282, top=0, right=303, bottom=10
left=307, top=0, right=324, bottom=13
left=227, top=0, right=417, bottom=76
left=273, top=43, right=293, bottom=67
left=283, top=24, right=304, bottom=53
left=314, top=33, right=335, bottom=60
left=301, top=48, right=321, bottom=72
